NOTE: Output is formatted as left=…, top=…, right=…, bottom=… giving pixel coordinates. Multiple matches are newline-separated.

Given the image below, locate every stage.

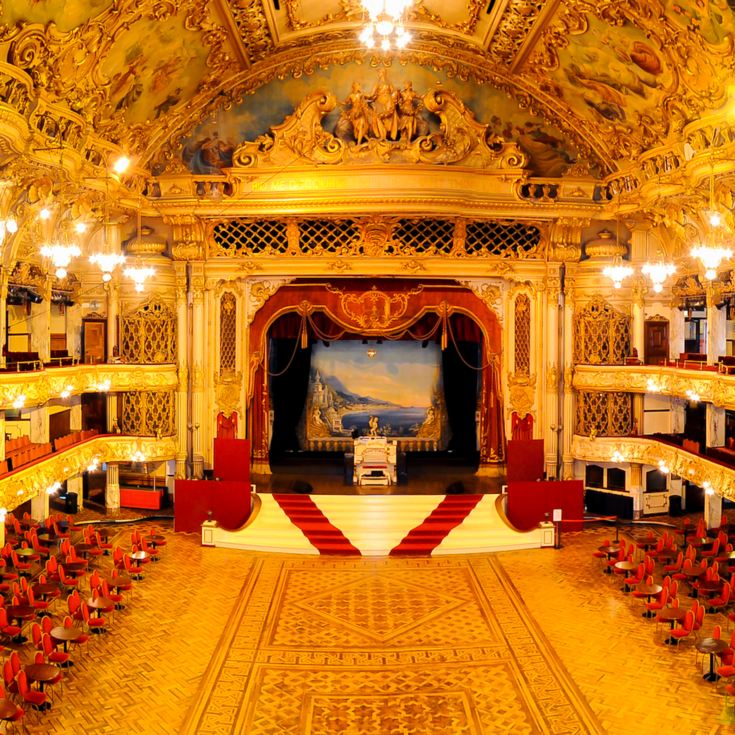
left=256, top=455, right=505, bottom=496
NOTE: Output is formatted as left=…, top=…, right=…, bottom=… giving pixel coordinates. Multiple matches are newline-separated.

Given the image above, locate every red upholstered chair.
left=123, top=554, right=143, bottom=581
left=664, top=552, right=683, bottom=574
left=10, top=550, right=31, bottom=577
left=42, top=633, right=70, bottom=669
left=81, top=601, right=106, bottom=634
left=702, top=538, right=721, bottom=559
left=44, top=557, right=60, bottom=583
left=58, top=566, right=79, bottom=594
left=63, top=615, right=89, bottom=659
left=670, top=610, right=694, bottom=648
left=709, top=581, right=731, bottom=613
left=30, top=623, right=42, bottom=652
left=0, top=683, right=24, bottom=728
left=66, top=591, right=84, bottom=625
left=0, top=608, right=21, bottom=640
left=110, top=568, right=133, bottom=603
left=2, top=660, right=17, bottom=698
left=94, top=531, right=112, bottom=555
left=26, top=588, right=49, bottom=618
left=102, top=580, right=123, bottom=611
left=623, top=563, right=644, bottom=594
left=17, top=669, right=48, bottom=714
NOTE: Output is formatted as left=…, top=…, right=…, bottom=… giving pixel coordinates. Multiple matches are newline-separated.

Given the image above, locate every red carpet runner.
left=273, top=494, right=361, bottom=556
left=389, top=494, right=484, bottom=556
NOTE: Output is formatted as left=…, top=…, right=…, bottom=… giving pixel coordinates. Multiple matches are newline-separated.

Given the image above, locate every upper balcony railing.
left=573, top=360, right=735, bottom=412
left=0, top=362, right=178, bottom=410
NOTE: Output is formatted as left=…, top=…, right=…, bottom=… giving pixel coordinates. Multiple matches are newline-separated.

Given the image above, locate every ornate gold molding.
left=572, top=435, right=735, bottom=502
left=215, top=371, right=242, bottom=417
left=0, top=364, right=177, bottom=410
left=507, top=372, right=536, bottom=419
left=0, top=435, right=178, bottom=512
left=573, top=364, right=735, bottom=412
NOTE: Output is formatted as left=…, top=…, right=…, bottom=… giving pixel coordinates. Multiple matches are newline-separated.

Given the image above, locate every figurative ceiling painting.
left=548, top=14, right=673, bottom=146
left=101, top=14, right=209, bottom=125
left=181, top=61, right=581, bottom=177
left=0, top=0, right=113, bottom=34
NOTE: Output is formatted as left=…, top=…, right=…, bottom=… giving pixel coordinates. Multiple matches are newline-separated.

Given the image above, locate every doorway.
left=644, top=318, right=669, bottom=365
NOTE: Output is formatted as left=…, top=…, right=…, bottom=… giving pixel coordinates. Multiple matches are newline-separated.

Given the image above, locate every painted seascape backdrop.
left=304, top=341, right=445, bottom=446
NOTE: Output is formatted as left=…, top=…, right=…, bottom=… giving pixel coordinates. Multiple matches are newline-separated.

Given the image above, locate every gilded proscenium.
left=0, top=363, right=177, bottom=410
left=572, top=434, right=735, bottom=502
left=573, top=364, right=735, bottom=412
left=0, top=434, right=177, bottom=513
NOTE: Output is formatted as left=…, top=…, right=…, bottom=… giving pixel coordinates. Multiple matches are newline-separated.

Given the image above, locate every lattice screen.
left=220, top=292, right=237, bottom=375
left=120, top=298, right=176, bottom=364
left=576, top=392, right=632, bottom=436
left=211, top=217, right=543, bottom=258
left=514, top=293, right=531, bottom=375
left=121, top=391, right=175, bottom=436
left=573, top=297, right=630, bottom=365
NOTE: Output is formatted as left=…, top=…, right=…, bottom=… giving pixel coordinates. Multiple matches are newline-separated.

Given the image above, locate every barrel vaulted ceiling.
left=0, top=0, right=733, bottom=181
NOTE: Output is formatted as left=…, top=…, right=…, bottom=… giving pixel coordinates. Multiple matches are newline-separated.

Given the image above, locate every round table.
left=0, top=698, right=20, bottom=722
left=104, top=575, right=132, bottom=608
left=14, top=548, right=35, bottom=557
left=143, top=534, right=165, bottom=546
left=695, top=637, right=729, bottom=682
left=614, top=561, right=638, bottom=592
left=635, top=583, right=663, bottom=617
left=62, top=561, right=88, bottom=576
left=130, top=550, right=148, bottom=562
left=86, top=596, right=115, bottom=613
left=657, top=606, right=687, bottom=644
left=32, top=582, right=60, bottom=597
left=74, top=543, right=94, bottom=557
left=50, top=625, right=82, bottom=659
left=682, top=567, right=706, bottom=595
left=24, top=662, right=59, bottom=692
left=6, top=604, right=34, bottom=642
left=600, top=546, right=621, bottom=574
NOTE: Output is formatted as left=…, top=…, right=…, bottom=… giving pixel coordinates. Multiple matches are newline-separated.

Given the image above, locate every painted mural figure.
left=368, top=415, right=380, bottom=436
left=369, top=69, right=399, bottom=140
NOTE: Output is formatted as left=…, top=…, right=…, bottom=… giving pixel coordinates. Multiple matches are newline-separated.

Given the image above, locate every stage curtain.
left=442, top=339, right=479, bottom=456
left=269, top=337, right=312, bottom=456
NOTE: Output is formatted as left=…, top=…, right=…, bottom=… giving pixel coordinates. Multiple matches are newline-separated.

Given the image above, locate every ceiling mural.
left=545, top=14, right=673, bottom=148
left=180, top=61, right=583, bottom=178
left=0, top=0, right=113, bottom=34
left=100, top=14, right=210, bottom=125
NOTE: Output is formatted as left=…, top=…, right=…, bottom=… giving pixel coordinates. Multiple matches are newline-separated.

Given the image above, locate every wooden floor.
left=17, top=521, right=735, bottom=734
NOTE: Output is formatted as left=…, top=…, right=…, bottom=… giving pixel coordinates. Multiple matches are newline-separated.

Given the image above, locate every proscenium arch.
left=245, top=279, right=505, bottom=474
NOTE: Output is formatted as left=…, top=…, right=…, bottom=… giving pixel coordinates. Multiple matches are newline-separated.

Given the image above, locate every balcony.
left=0, top=362, right=178, bottom=409
left=0, top=433, right=178, bottom=510
left=573, top=363, right=735, bottom=411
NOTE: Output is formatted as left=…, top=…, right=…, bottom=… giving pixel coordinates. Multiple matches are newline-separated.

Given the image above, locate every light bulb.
left=75, top=222, right=87, bottom=233
left=39, top=208, right=51, bottom=221
left=6, top=219, right=17, bottom=233
left=55, top=267, right=67, bottom=279
left=113, top=155, right=130, bottom=174
left=102, top=272, right=112, bottom=282
left=709, top=211, right=722, bottom=227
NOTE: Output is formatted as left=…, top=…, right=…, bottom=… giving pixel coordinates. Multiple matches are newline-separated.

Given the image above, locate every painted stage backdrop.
left=303, top=341, right=447, bottom=449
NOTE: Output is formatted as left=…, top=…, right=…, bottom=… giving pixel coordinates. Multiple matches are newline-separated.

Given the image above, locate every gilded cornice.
left=0, top=363, right=178, bottom=410
left=1, top=434, right=178, bottom=512
left=572, top=434, right=735, bottom=502
left=573, top=364, right=735, bottom=412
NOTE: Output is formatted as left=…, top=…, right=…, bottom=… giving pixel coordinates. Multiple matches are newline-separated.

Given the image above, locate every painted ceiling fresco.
left=182, top=62, right=582, bottom=177
left=1, top=0, right=735, bottom=174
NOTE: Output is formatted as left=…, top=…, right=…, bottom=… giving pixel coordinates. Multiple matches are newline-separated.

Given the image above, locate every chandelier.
left=641, top=261, right=676, bottom=293
left=89, top=252, right=126, bottom=282
left=691, top=163, right=733, bottom=279
left=602, top=262, right=634, bottom=289
left=125, top=265, right=155, bottom=292
left=359, top=0, right=412, bottom=50
left=40, top=242, right=81, bottom=279
left=0, top=217, right=17, bottom=245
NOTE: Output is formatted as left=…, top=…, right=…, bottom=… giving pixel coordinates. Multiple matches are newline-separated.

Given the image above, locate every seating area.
left=1, top=351, right=42, bottom=372
left=51, top=430, right=99, bottom=453
left=44, top=351, right=77, bottom=368
left=0, top=430, right=100, bottom=479
left=0, top=512, right=168, bottom=727
left=592, top=515, right=735, bottom=707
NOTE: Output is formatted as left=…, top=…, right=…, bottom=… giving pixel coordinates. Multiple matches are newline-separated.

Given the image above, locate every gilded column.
left=202, top=280, right=216, bottom=472
left=174, top=263, right=188, bottom=478
left=190, top=265, right=205, bottom=478
left=67, top=476, right=84, bottom=511
left=706, top=283, right=726, bottom=363
left=0, top=269, right=8, bottom=367
left=705, top=489, right=723, bottom=530
left=30, top=276, right=51, bottom=362
left=106, top=463, right=120, bottom=511
left=545, top=268, right=561, bottom=479
left=631, top=277, right=645, bottom=361
left=561, top=268, right=576, bottom=480
left=106, top=279, right=119, bottom=361
left=30, top=491, right=49, bottom=523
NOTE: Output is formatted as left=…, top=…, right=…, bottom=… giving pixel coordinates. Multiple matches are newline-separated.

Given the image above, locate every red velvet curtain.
left=247, top=280, right=505, bottom=468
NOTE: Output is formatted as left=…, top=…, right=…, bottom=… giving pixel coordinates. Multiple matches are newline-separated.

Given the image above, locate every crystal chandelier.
left=691, top=163, right=733, bottom=279
left=125, top=265, right=155, bottom=292
left=602, top=262, right=634, bottom=289
left=359, top=0, right=412, bottom=50
left=89, top=252, right=126, bottom=282
left=691, top=244, right=732, bottom=280
left=641, top=261, right=676, bottom=293
left=40, top=242, right=81, bottom=279
left=0, top=217, right=17, bottom=245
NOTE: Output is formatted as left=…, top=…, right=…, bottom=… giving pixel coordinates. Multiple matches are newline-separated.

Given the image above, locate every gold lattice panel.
left=514, top=294, right=530, bottom=375
left=576, top=391, right=632, bottom=436
left=120, top=297, right=177, bottom=364
left=184, top=556, right=603, bottom=735
left=574, top=296, right=630, bottom=366
left=220, top=291, right=237, bottom=374
left=210, top=217, right=543, bottom=259
left=121, top=390, right=175, bottom=436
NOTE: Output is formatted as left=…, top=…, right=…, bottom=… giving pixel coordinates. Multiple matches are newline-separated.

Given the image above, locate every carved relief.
left=245, top=279, right=291, bottom=327
left=215, top=371, right=242, bottom=417
left=507, top=372, right=536, bottom=419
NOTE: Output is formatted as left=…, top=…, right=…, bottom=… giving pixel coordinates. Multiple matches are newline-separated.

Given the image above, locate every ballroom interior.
left=1, top=0, right=735, bottom=732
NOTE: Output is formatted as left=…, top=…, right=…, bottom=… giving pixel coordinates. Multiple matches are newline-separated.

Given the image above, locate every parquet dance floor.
left=18, top=524, right=735, bottom=734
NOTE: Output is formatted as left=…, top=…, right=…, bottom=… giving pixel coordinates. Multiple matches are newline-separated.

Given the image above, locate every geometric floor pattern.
left=18, top=524, right=735, bottom=734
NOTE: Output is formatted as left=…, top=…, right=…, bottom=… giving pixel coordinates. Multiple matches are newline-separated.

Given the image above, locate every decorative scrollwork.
left=574, top=296, right=631, bottom=366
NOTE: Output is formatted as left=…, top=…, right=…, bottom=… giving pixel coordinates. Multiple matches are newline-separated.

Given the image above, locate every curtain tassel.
left=300, top=320, right=308, bottom=349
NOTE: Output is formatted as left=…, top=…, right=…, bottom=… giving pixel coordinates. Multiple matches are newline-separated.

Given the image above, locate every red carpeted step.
left=273, top=494, right=361, bottom=556
left=389, top=494, right=483, bottom=556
